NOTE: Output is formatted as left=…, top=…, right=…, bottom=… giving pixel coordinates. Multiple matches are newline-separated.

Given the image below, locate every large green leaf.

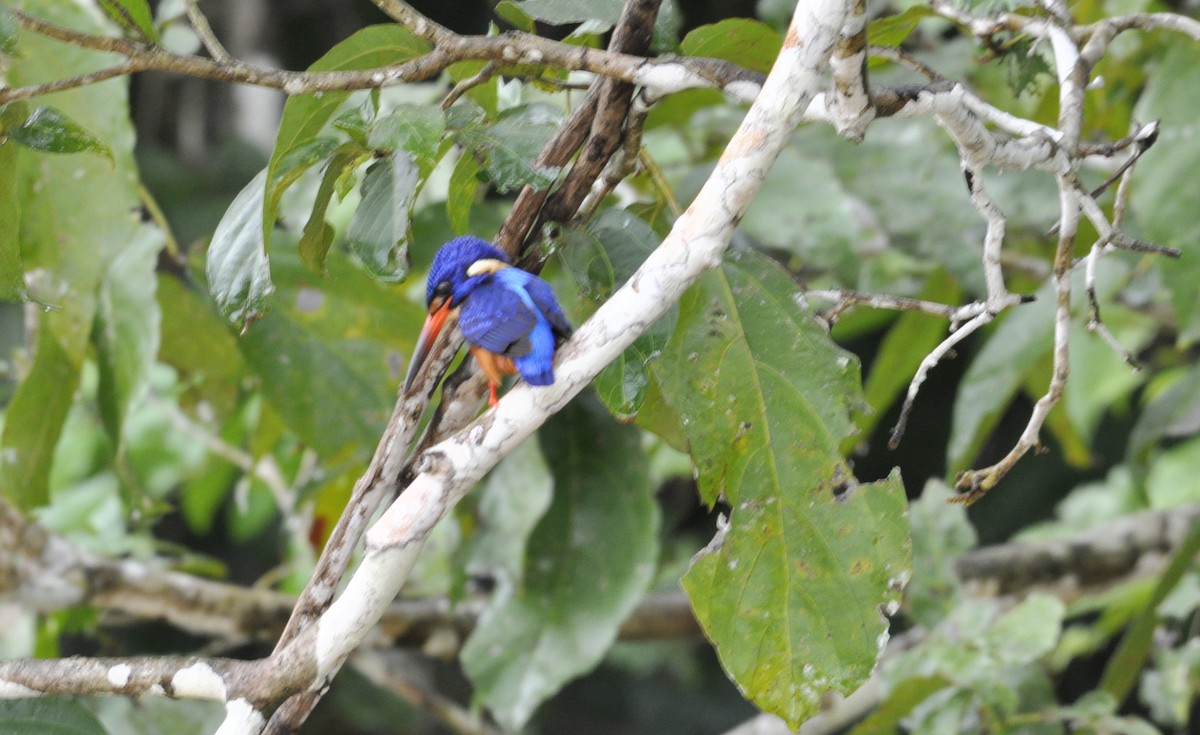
left=452, top=104, right=562, bottom=193
left=1130, top=40, right=1200, bottom=346
left=94, top=224, right=164, bottom=442
left=558, top=209, right=675, bottom=420
left=462, top=395, right=660, bottom=731
left=680, top=18, right=781, bottom=74
left=0, top=324, right=81, bottom=510
left=236, top=311, right=388, bottom=461
left=298, top=144, right=369, bottom=273
left=650, top=248, right=910, bottom=728
left=0, top=3, right=18, bottom=54
left=0, top=698, right=107, bottom=735
left=446, top=151, right=481, bottom=235
left=368, top=104, right=446, bottom=173
left=345, top=150, right=418, bottom=281
left=263, top=25, right=430, bottom=243
left=206, top=170, right=274, bottom=327
left=157, top=274, right=247, bottom=419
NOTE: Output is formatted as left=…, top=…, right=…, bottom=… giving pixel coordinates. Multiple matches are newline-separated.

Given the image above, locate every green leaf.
left=0, top=324, right=81, bottom=510
left=1132, top=40, right=1200, bottom=346
left=849, top=675, right=952, bottom=735
left=97, top=0, right=159, bottom=42
left=157, top=274, right=247, bottom=419
left=368, top=104, right=446, bottom=171
left=517, top=0, right=624, bottom=28
left=905, top=480, right=976, bottom=627
left=206, top=170, right=275, bottom=327
left=7, top=106, right=113, bottom=160
left=94, top=224, right=164, bottom=442
left=558, top=209, right=675, bottom=420
left=446, top=151, right=481, bottom=235
left=1128, top=365, right=1200, bottom=477
left=867, top=6, right=933, bottom=48
left=453, top=104, right=562, bottom=193
left=680, top=18, right=781, bottom=74
left=264, top=25, right=430, bottom=244
left=345, top=151, right=418, bottom=281
left=298, top=145, right=367, bottom=273
left=0, top=698, right=108, bottom=735
left=236, top=311, right=387, bottom=461
left=0, top=141, right=27, bottom=300
left=983, top=594, right=1065, bottom=665
left=494, top=1, right=536, bottom=32
left=0, top=3, right=18, bottom=55
left=462, top=395, right=660, bottom=731
left=267, top=135, right=341, bottom=218
left=652, top=249, right=910, bottom=728
left=1100, top=519, right=1200, bottom=701
left=462, top=438, right=554, bottom=585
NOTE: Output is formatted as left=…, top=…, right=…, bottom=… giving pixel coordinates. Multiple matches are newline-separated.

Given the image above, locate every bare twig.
left=184, top=0, right=233, bottom=64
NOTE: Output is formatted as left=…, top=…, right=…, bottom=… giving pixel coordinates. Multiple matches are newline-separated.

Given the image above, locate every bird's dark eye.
left=433, top=281, right=452, bottom=298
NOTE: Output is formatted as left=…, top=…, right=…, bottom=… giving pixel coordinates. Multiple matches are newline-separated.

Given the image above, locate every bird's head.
left=404, top=236, right=511, bottom=393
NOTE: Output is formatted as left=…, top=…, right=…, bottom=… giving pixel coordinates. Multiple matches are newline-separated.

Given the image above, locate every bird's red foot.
left=488, top=382, right=499, bottom=407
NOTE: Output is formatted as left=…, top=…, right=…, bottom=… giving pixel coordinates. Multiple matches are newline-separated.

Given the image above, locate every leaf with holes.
left=649, top=248, right=910, bottom=728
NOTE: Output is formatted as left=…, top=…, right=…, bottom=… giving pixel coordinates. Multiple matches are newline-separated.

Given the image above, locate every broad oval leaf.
left=368, top=104, right=446, bottom=170
left=462, top=395, right=660, bottom=731
left=651, top=248, right=911, bottom=728
left=680, top=18, right=781, bottom=74
left=264, top=24, right=430, bottom=243
left=345, top=150, right=418, bottom=281
left=0, top=698, right=107, bottom=735
left=517, top=0, right=624, bottom=29
left=7, top=106, right=113, bottom=160
left=446, top=151, right=482, bottom=235
left=206, top=169, right=275, bottom=327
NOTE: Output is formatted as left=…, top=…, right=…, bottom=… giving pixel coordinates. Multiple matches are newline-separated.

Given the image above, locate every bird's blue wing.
left=523, top=275, right=573, bottom=340
left=458, top=278, right=537, bottom=356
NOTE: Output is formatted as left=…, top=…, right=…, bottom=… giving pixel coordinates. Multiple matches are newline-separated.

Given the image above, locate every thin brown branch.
left=184, top=0, right=233, bottom=64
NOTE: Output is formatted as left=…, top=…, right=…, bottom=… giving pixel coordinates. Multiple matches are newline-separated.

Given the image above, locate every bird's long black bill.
left=403, top=302, right=451, bottom=394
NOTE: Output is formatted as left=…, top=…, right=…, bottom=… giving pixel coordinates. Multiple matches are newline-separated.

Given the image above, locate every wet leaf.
left=368, top=104, right=445, bottom=171
left=206, top=170, right=274, bottom=327
left=453, top=104, right=562, bottom=193
left=345, top=150, right=418, bottom=281
left=0, top=698, right=107, bottom=735
left=680, top=18, right=781, bottom=74
left=7, top=106, right=113, bottom=160
left=462, top=395, right=660, bottom=731
left=264, top=25, right=429, bottom=244
left=651, top=248, right=910, bottom=728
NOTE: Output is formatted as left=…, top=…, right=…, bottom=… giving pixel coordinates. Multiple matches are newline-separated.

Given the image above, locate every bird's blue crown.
left=426, top=236, right=510, bottom=305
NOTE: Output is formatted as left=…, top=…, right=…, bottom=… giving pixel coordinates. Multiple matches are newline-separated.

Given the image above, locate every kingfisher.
left=402, top=236, right=573, bottom=406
